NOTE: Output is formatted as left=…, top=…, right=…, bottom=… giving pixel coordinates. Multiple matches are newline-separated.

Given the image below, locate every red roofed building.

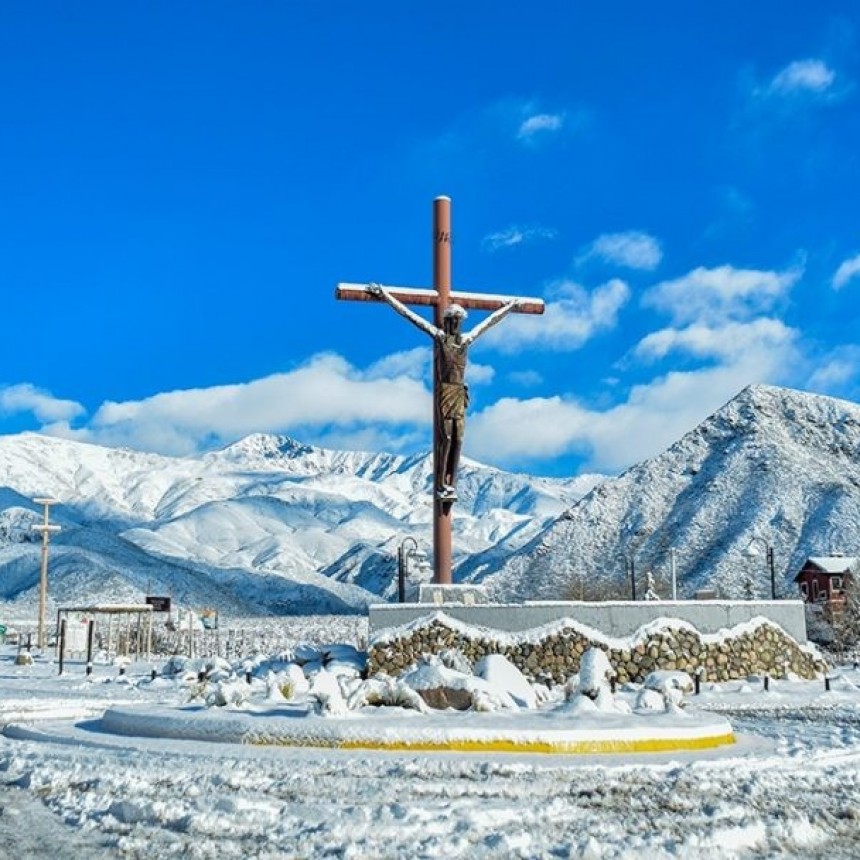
left=794, top=556, right=857, bottom=610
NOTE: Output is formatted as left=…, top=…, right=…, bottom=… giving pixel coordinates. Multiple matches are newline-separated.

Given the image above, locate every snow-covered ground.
left=2, top=616, right=860, bottom=859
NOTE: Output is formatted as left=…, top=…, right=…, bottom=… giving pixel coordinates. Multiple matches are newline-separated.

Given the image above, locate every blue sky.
left=1, top=2, right=859, bottom=477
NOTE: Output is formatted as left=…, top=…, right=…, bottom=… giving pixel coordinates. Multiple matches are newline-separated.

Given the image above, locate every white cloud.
left=509, top=370, right=543, bottom=387
left=482, top=225, right=557, bottom=252
left=0, top=383, right=85, bottom=423
left=635, top=318, right=796, bottom=364
left=467, top=363, right=495, bottom=385
left=769, top=59, right=836, bottom=95
left=481, top=278, right=630, bottom=353
left=832, top=253, right=860, bottom=290
left=364, top=348, right=429, bottom=381
left=517, top=112, right=563, bottom=140
left=643, top=264, right=801, bottom=325
left=580, top=231, right=663, bottom=271
left=807, top=345, right=860, bottom=394
left=50, top=353, right=432, bottom=456
left=311, top=427, right=429, bottom=457
left=469, top=351, right=795, bottom=473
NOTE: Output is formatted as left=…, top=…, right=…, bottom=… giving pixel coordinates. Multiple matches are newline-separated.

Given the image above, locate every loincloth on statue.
left=439, top=382, right=468, bottom=420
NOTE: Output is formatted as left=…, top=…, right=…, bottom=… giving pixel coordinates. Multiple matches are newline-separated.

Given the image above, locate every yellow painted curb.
left=246, top=731, right=736, bottom=755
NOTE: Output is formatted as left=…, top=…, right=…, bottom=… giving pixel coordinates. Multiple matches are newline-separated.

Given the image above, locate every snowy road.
left=3, top=623, right=860, bottom=859
left=3, top=708, right=860, bottom=859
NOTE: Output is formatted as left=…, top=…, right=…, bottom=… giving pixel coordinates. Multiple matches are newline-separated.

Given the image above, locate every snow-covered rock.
left=400, top=655, right=518, bottom=712
left=475, top=654, right=537, bottom=708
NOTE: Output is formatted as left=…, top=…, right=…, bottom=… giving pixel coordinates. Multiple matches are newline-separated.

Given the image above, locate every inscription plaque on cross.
left=335, top=196, right=544, bottom=586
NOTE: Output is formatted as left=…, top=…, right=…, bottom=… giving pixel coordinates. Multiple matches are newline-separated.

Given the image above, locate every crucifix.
left=335, top=196, right=545, bottom=585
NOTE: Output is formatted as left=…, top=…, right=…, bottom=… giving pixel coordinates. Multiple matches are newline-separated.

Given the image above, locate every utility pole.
left=31, top=498, right=61, bottom=651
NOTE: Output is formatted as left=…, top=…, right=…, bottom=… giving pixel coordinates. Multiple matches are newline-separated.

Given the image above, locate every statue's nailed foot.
left=436, top=485, right=458, bottom=502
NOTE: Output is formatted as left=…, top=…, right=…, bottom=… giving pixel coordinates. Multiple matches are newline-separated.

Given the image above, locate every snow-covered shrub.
left=633, top=688, right=667, bottom=712
left=470, top=686, right=519, bottom=713
left=162, top=655, right=193, bottom=677
left=636, top=670, right=693, bottom=712
left=569, top=648, right=615, bottom=700
left=206, top=679, right=250, bottom=708
left=203, top=657, right=233, bottom=683
left=264, top=670, right=303, bottom=702
left=531, top=682, right=562, bottom=706
left=438, top=649, right=473, bottom=675
left=561, top=648, right=628, bottom=715
left=283, top=663, right=309, bottom=696
left=347, top=675, right=429, bottom=713
left=309, top=669, right=349, bottom=716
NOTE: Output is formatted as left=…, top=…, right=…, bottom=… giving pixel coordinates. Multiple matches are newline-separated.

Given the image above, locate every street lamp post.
left=397, top=537, right=431, bottom=603
left=31, top=498, right=61, bottom=650
left=670, top=547, right=678, bottom=601
left=746, top=537, right=776, bottom=600
left=619, top=555, right=637, bottom=601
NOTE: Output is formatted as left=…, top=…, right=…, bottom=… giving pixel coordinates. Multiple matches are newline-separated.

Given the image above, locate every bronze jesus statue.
left=368, top=283, right=522, bottom=502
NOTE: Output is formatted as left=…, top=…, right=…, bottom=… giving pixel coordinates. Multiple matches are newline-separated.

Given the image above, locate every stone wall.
left=369, top=613, right=826, bottom=684
left=369, top=599, right=809, bottom=643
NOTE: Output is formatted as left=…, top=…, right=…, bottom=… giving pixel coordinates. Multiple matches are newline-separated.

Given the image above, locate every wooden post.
left=86, top=619, right=95, bottom=677
left=433, top=196, right=453, bottom=585
left=32, top=498, right=60, bottom=650
left=58, top=618, right=66, bottom=675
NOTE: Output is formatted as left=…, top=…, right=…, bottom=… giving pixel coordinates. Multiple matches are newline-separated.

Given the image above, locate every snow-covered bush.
left=206, top=679, right=250, bottom=708
left=437, top=649, right=473, bottom=675
left=309, top=669, right=349, bottom=716
left=635, top=670, right=693, bottom=712
left=569, top=648, right=615, bottom=700
left=633, top=688, right=667, bottom=712
left=347, top=675, right=429, bottom=712
left=561, top=648, right=628, bottom=715
left=280, top=663, right=309, bottom=698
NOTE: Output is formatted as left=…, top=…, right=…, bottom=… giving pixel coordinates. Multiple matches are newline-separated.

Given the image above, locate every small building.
left=793, top=556, right=857, bottom=609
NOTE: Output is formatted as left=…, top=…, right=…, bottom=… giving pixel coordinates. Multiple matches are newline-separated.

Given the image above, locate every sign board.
left=64, top=619, right=88, bottom=652
left=201, top=609, right=219, bottom=630
left=145, top=595, right=172, bottom=612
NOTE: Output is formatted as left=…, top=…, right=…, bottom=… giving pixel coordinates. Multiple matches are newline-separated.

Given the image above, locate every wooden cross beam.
left=335, top=196, right=544, bottom=587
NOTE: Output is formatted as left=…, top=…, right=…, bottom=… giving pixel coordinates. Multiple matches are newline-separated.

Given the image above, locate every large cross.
left=335, top=196, right=544, bottom=585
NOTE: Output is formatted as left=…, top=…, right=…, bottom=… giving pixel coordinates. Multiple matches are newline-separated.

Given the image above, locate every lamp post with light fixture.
left=745, top=536, right=776, bottom=600
left=397, top=537, right=432, bottom=603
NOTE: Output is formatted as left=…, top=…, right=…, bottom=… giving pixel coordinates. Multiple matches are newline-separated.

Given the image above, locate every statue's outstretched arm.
left=462, top=299, right=524, bottom=346
left=367, top=283, right=441, bottom=339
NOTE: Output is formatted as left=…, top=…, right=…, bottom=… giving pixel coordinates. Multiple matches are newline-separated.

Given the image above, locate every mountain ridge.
left=0, top=429, right=599, bottom=617
left=466, top=384, right=860, bottom=600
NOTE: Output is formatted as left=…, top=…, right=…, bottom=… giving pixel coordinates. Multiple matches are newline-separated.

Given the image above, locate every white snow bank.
left=475, top=654, right=536, bottom=708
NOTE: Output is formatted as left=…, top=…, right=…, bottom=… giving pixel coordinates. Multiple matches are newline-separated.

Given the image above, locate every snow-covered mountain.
left=469, top=385, right=860, bottom=601
left=0, top=432, right=599, bottom=617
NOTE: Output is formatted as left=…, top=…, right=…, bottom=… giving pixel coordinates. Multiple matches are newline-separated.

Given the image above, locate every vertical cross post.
left=433, top=196, right=453, bottom=584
